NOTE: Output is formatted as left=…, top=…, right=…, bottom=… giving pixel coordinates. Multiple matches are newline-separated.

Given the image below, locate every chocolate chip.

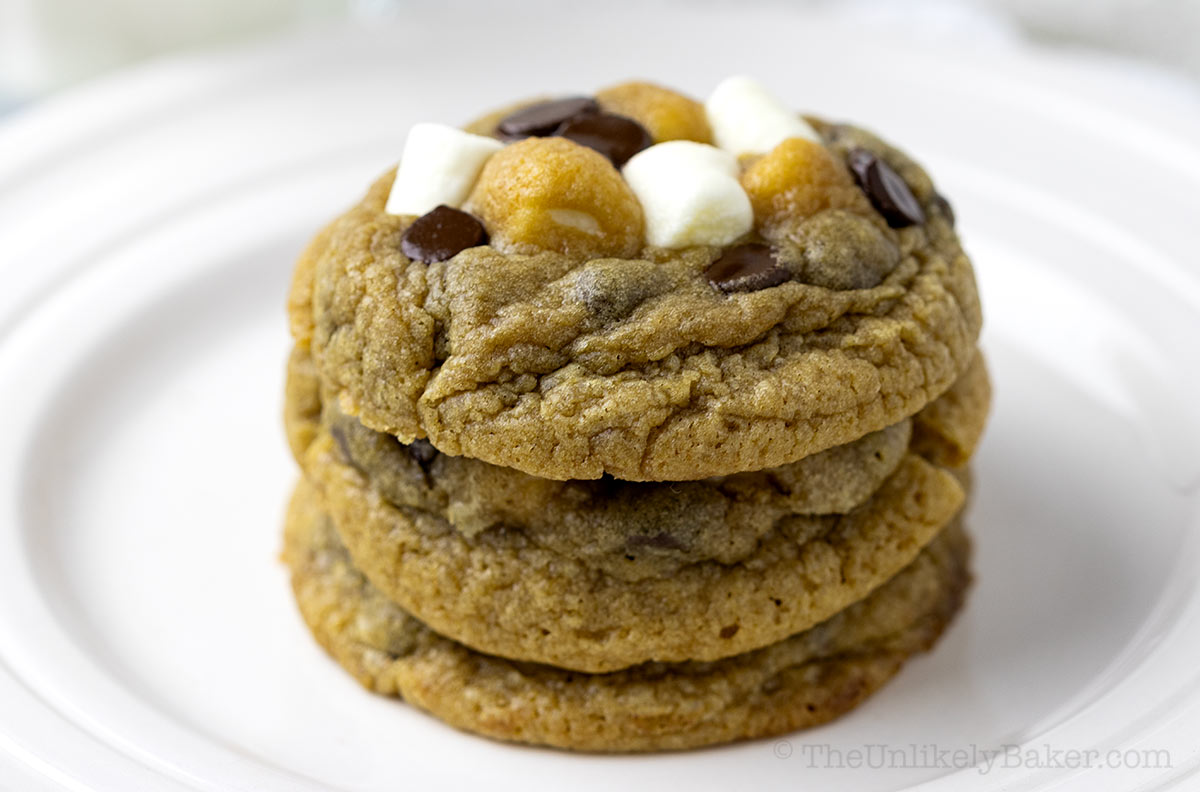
left=400, top=205, right=487, bottom=264
left=846, top=148, right=926, bottom=228
left=330, top=423, right=356, bottom=465
left=719, top=624, right=740, bottom=639
left=932, top=192, right=955, bottom=227
left=407, top=438, right=438, bottom=470
left=626, top=532, right=689, bottom=552
left=575, top=260, right=667, bottom=325
left=794, top=210, right=899, bottom=290
left=705, top=244, right=790, bottom=293
left=496, top=97, right=599, bottom=140
left=554, top=112, right=651, bottom=168
left=845, top=148, right=876, bottom=182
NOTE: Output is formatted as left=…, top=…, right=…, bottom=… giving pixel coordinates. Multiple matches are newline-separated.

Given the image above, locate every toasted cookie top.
left=289, top=78, right=980, bottom=480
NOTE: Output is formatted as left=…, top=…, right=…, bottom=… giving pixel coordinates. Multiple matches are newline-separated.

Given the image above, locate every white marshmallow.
left=385, top=123, right=504, bottom=216
left=622, top=141, right=752, bottom=248
left=705, top=75, right=820, bottom=157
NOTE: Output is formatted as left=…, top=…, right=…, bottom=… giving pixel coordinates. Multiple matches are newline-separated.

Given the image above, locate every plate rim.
left=2, top=17, right=1200, bottom=792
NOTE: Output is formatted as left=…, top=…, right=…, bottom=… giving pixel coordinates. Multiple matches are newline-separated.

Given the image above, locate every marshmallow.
left=385, top=123, right=504, bottom=216
left=622, top=141, right=752, bottom=248
left=705, top=76, right=820, bottom=157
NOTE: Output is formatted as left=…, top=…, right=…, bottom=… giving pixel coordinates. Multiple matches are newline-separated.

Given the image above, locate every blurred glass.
left=0, top=0, right=346, bottom=100
left=1, top=0, right=1196, bottom=110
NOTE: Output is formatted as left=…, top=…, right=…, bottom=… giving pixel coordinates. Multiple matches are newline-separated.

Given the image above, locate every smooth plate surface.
left=2, top=10, right=1200, bottom=792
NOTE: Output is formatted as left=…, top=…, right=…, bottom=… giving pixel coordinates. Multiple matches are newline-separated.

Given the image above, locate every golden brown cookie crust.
left=294, top=118, right=982, bottom=481
left=283, top=345, right=989, bottom=582
left=303, top=418, right=964, bottom=672
left=912, top=352, right=992, bottom=468
left=283, top=346, right=322, bottom=463
left=283, top=481, right=971, bottom=752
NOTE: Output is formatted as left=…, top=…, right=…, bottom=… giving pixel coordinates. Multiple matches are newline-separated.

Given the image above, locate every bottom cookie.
left=283, top=481, right=972, bottom=752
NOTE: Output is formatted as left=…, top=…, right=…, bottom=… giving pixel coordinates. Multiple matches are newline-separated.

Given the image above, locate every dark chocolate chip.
left=330, top=423, right=355, bottom=464
left=400, top=205, right=487, bottom=264
left=719, top=624, right=740, bottom=639
left=932, top=192, right=955, bottom=227
left=575, top=260, right=667, bottom=325
left=705, top=244, right=791, bottom=293
left=407, top=438, right=438, bottom=470
left=845, top=148, right=876, bottom=184
left=626, top=532, right=689, bottom=552
left=577, top=275, right=641, bottom=325
left=794, top=210, right=900, bottom=290
left=846, top=148, right=926, bottom=228
left=554, top=112, right=651, bottom=168
left=496, top=97, right=599, bottom=140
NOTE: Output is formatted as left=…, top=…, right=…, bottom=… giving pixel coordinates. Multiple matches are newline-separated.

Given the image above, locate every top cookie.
left=290, top=78, right=981, bottom=481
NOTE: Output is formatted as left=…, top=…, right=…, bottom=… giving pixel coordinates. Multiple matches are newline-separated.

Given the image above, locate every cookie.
left=290, top=82, right=981, bottom=482
left=284, top=345, right=989, bottom=583
left=911, top=352, right=992, bottom=468
left=304, top=416, right=964, bottom=671
left=283, top=481, right=972, bottom=752
left=283, top=335, right=986, bottom=669
left=283, top=345, right=323, bottom=463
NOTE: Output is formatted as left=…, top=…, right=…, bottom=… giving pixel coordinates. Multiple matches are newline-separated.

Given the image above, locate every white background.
left=2, top=0, right=1199, bottom=105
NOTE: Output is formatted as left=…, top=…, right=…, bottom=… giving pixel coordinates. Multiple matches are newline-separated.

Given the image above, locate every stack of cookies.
left=281, top=77, right=989, bottom=752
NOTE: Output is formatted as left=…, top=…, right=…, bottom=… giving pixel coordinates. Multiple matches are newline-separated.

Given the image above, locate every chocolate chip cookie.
left=286, top=347, right=986, bottom=671
left=289, top=81, right=981, bottom=482
left=284, top=481, right=971, bottom=752
left=280, top=76, right=991, bottom=748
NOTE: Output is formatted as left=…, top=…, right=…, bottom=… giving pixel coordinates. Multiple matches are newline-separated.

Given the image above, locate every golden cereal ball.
left=740, top=137, right=878, bottom=236
left=466, top=137, right=644, bottom=260
left=596, top=81, right=713, bottom=144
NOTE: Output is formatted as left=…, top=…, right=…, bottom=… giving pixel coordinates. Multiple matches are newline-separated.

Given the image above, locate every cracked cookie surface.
left=285, top=345, right=989, bottom=584
left=286, top=348, right=985, bottom=672
left=289, top=113, right=981, bottom=481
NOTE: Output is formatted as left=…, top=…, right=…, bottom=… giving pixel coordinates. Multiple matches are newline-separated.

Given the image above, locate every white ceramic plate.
left=2, top=10, right=1200, bottom=792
